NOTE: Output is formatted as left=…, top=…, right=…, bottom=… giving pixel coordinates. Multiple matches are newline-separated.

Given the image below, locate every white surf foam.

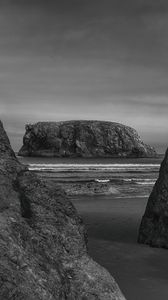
left=95, top=179, right=110, bottom=183
left=136, top=181, right=156, bottom=185
left=123, top=178, right=156, bottom=184
left=28, top=163, right=160, bottom=172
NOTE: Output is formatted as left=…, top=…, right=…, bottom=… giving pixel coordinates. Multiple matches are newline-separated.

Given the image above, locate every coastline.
left=72, top=195, right=168, bottom=300
left=17, top=156, right=160, bottom=197
left=16, top=153, right=168, bottom=299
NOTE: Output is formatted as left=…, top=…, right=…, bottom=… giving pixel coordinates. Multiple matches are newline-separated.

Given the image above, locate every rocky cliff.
left=18, top=120, right=156, bottom=158
left=0, top=120, right=126, bottom=299
left=138, top=148, right=168, bottom=248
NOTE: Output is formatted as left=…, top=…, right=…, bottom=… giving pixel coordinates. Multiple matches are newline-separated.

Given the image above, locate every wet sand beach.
left=18, top=156, right=167, bottom=299
left=72, top=195, right=168, bottom=300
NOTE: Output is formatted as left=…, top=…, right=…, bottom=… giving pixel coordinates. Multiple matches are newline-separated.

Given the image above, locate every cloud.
left=1, top=0, right=168, bottom=152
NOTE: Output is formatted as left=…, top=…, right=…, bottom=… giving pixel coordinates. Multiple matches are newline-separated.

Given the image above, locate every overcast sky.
left=1, top=0, right=168, bottom=152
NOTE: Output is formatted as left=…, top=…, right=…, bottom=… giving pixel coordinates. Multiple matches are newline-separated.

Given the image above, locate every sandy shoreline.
left=18, top=155, right=167, bottom=299
left=72, top=195, right=168, bottom=300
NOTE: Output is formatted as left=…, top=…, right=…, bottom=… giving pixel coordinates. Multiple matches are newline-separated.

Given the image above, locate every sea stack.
left=138, top=148, right=168, bottom=248
left=0, top=120, right=126, bottom=299
left=18, top=120, right=156, bottom=158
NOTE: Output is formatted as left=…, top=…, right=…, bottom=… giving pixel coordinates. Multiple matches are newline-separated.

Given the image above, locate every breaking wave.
left=28, top=163, right=160, bottom=173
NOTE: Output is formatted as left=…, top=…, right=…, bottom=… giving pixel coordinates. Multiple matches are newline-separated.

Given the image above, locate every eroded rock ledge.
left=18, top=120, right=156, bottom=158
left=0, top=120, right=126, bottom=299
left=138, top=148, right=168, bottom=248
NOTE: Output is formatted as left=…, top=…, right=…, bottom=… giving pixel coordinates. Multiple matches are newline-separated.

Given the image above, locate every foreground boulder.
left=138, top=148, right=168, bottom=248
left=0, top=120, right=126, bottom=299
left=18, top=120, right=156, bottom=158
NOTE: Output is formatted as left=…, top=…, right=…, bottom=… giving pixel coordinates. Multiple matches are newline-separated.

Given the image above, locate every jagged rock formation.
left=18, top=120, right=156, bottom=158
left=138, top=148, right=168, bottom=248
left=0, top=120, right=126, bottom=299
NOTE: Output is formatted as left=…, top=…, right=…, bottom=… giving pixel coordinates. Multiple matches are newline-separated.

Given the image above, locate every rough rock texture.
left=18, top=120, right=156, bottom=158
left=138, top=148, right=168, bottom=248
left=0, top=120, right=126, bottom=299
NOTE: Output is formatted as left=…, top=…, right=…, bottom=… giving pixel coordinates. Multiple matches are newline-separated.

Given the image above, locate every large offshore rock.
left=18, top=120, right=156, bottom=158
left=138, top=148, right=168, bottom=248
left=0, top=120, right=126, bottom=299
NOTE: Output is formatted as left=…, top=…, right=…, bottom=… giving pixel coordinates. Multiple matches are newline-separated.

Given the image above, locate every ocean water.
left=18, top=156, right=161, bottom=198
left=17, top=155, right=168, bottom=300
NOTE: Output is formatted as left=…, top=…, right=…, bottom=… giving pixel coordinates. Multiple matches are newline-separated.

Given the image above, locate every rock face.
left=138, top=148, right=168, bottom=248
left=18, top=120, right=156, bottom=158
left=0, top=120, right=126, bottom=299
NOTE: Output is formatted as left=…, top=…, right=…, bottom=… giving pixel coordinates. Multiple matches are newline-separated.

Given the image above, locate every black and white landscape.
left=1, top=1, right=168, bottom=300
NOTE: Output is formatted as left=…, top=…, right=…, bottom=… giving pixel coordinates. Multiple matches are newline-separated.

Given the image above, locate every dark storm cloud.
left=1, top=0, right=168, bottom=152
